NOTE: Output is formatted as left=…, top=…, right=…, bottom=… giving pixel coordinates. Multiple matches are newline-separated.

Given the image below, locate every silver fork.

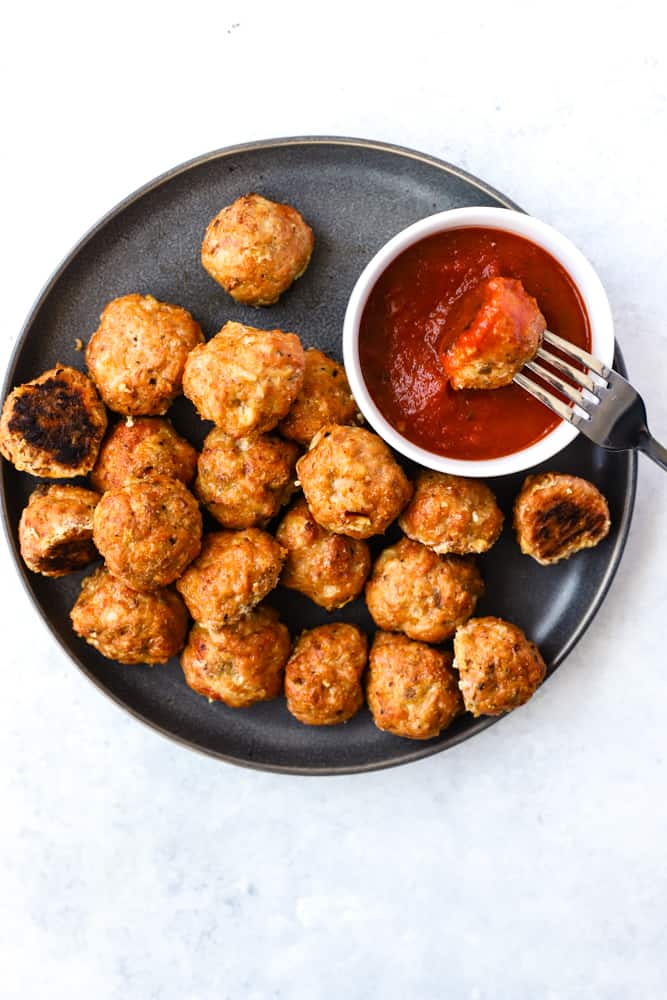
left=513, top=331, right=667, bottom=470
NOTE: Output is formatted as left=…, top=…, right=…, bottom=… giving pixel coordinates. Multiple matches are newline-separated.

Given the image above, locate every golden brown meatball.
left=441, top=277, right=545, bottom=390
left=71, top=567, right=188, bottom=664
left=279, top=348, right=361, bottom=446
left=399, top=471, right=504, bottom=555
left=296, top=425, right=412, bottom=539
left=86, top=294, right=204, bottom=415
left=195, top=428, right=299, bottom=529
left=180, top=606, right=291, bottom=707
left=90, top=417, right=197, bottom=493
left=201, top=193, right=314, bottom=306
left=175, top=529, right=285, bottom=628
left=284, top=623, right=367, bottom=726
left=453, top=616, right=546, bottom=716
left=182, top=322, right=305, bottom=437
left=513, top=471, right=611, bottom=565
left=93, top=475, right=202, bottom=591
left=0, top=366, right=107, bottom=478
left=365, top=537, right=483, bottom=643
left=367, top=631, right=464, bottom=740
left=276, top=497, right=371, bottom=611
left=19, top=484, right=100, bottom=577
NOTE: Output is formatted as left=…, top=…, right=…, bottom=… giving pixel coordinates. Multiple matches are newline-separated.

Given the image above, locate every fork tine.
left=543, top=330, right=611, bottom=378
left=524, top=359, right=591, bottom=409
left=513, top=371, right=589, bottom=425
left=535, top=345, right=596, bottom=392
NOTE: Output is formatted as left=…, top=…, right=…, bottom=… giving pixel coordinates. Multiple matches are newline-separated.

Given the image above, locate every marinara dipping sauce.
left=358, top=227, right=591, bottom=461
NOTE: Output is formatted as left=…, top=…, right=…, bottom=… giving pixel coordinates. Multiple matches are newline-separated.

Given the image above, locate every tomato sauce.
left=358, top=227, right=591, bottom=460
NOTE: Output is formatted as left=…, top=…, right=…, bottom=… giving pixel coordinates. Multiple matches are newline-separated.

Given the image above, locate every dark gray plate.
left=1, top=137, right=636, bottom=774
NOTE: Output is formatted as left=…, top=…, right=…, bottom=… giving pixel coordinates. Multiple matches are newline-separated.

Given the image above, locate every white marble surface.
left=2, top=3, right=666, bottom=998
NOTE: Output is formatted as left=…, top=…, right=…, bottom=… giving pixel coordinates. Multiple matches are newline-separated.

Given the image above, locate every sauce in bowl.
left=358, top=227, right=591, bottom=461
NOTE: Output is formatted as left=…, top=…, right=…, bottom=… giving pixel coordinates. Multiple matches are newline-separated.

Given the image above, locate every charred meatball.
left=514, top=471, right=611, bottom=565
left=279, top=348, right=360, bottom=446
left=195, top=428, right=299, bottom=529
left=71, top=567, right=188, bottom=664
left=441, top=277, right=545, bottom=389
left=90, top=417, right=197, bottom=493
left=180, top=606, right=291, bottom=707
left=182, top=322, right=305, bottom=437
left=19, top=484, right=100, bottom=577
left=399, top=471, right=504, bottom=555
left=93, top=475, right=202, bottom=591
left=86, top=294, right=204, bottom=415
left=454, top=616, right=546, bottom=716
left=365, top=537, right=483, bottom=643
left=175, top=529, right=285, bottom=628
left=284, top=623, right=367, bottom=726
left=276, top=497, right=370, bottom=611
left=0, top=366, right=107, bottom=477
left=296, top=424, right=412, bottom=539
left=201, top=193, right=314, bottom=306
left=367, top=631, right=464, bottom=740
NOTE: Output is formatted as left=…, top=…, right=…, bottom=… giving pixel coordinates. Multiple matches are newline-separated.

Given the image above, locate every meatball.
left=93, top=475, right=202, bottom=591
left=296, top=424, right=413, bottom=539
left=513, top=471, right=611, bottom=565
left=182, top=321, right=305, bottom=437
left=90, top=417, right=197, bottom=493
left=279, top=348, right=360, bottom=446
left=70, top=566, right=188, bottom=664
left=85, top=294, right=204, bottom=415
left=0, top=366, right=107, bottom=478
left=399, top=470, right=504, bottom=555
left=284, top=623, right=367, bottom=726
left=201, top=193, right=314, bottom=306
left=441, top=277, right=545, bottom=390
left=175, top=529, right=285, bottom=628
left=276, top=497, right=370, bottom=611
left=180, top=606, right=291, bottom=708
left=365, top=537, right=483, bottom=643
left=454, top=616, right=546, bottom=716
left=367, top=631, right=464, bottom=740
left=19, top=484, right=100, bottom=577
left=195, top=428, right=299, bottom=529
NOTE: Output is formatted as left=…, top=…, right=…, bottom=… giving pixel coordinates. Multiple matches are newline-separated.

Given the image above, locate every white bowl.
left=342, top=207, right=615, bottom=477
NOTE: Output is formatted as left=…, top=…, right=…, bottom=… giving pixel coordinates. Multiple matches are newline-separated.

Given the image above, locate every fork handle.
left=639, top=431, right=667, bottom=471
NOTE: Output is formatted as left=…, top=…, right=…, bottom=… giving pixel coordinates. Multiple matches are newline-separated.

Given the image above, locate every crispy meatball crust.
left=85, top=294, right=204, bottom=416
left=276, top=497, right=371, bottom=611
left=296, top=424, right=413, bottom=539
left=365, top=537, right=484, bottom=643
left=367, top=631, right=464, bottom=740
left=71, top=567, right=188, bottom=664
left=19, top=484, right=100, bottom=577
left=454, top=616, right=546, bottom=716
left=180, top=607, right=291, bottom=707
left=201, top=193, right=314, bottom=306
left=284, top=623, right=367, bottom=726
left=399, top=471, right=504, bottom=555
left=93, top=475, right=202, bottom=591
left=195, top=428, right=299, bottom=529
left=175, top=529, right=286, bottom=628
left=90, top=417, right=197, bottom=493
left=182, top=321, right=305, bottom=437
left=513, top=471, right=611, bottom=565
left=279, top=348, right=360, bottom=446
left=0, top=366, right=107, bottom=477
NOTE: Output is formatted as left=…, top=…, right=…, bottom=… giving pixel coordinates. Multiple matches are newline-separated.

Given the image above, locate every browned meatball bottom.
left=19, top=484, right=100, bottom=577
left=0, top=366, right=107, bottom=478
left=93, top=475, right=202, bottom=591
left=514, top=471, right=611, bottom=565
left=367, top=631, right=464, bottom=740
left=365, top=537, right=484, bottom=643
left=296, top=425, right=413, bottom=539
left=454, top=616, right=546, bottom=716
left=279, top=348, right=360, bottom=446
left=90, top=417, right=197, bottom=493
left=70, top=567, right=188, bottom=664
left=180, top=606, right=291, bottom=707
left=284, top=623, right=367, bottom=726
left=399, top=470, right=504, bottom=555
left=201, top=193, right=314, bottom=306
